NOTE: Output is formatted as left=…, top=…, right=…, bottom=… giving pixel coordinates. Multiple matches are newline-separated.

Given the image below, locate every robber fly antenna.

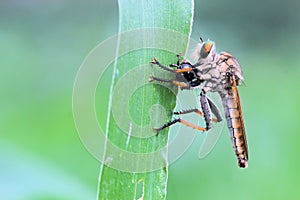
left=199, top=37, right=204, bottom=43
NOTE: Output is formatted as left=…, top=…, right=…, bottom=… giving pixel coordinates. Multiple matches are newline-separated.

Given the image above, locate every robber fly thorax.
left=193, top=40, right=243, bottom=93
left=149, top=38, right=248, bottom=168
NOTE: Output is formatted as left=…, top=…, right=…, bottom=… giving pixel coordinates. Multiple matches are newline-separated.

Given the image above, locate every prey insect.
left=149, top=38, right=248, bottom=168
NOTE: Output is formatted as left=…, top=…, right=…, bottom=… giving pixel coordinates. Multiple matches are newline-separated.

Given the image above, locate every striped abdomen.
left=221, top=86, right=248, bottom=168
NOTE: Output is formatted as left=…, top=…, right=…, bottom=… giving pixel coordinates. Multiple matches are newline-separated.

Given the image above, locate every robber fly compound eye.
left=200, top=40, right=214, bottom=58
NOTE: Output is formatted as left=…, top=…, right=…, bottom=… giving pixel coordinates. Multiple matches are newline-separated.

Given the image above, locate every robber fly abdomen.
left=220, top=74, right=248, bottom=168
left=217, top=53, right=248, bottom=168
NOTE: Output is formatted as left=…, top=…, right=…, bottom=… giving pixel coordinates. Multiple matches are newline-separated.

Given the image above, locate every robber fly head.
left=192, top=37, right=217, bottom=67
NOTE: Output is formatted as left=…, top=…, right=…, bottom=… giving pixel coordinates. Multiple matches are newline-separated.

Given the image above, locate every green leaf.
left=97, top=0, right=194, bottom=199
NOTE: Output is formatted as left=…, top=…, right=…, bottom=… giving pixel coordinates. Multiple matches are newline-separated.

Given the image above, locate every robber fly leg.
left=149, top=74, right=190, bottom=89
left=177, top=53, right=182, bottom=65
left=173, top=108, right=220, bottom=123
left=154, top=118, right=206, bottom=136
left=200, top=89, right=213, bottom=130
left=150, top=57, right=176, bottom=73
left=169, top=54, right=182, bottom=68
left=150, top=55, right=192, bottom=74
left=174, top=108, right=203, bottom=116
left=169, top=63, right=178, bottom=68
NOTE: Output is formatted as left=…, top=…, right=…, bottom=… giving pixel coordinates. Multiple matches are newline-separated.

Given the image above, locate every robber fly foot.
left=150, top=57, right=158, bottom=65
left=153, top=128, right=160, bottom=136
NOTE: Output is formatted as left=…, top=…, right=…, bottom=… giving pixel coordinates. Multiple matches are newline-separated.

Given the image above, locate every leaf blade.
left=98, top=0, right=194, bottom=199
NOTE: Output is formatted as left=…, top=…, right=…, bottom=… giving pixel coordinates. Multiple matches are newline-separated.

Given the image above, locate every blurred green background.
left=1, top=0, right=300, bottom=199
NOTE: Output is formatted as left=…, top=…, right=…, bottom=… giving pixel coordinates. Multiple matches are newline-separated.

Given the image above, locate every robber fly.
left=149, top=38, right=248, bottom=168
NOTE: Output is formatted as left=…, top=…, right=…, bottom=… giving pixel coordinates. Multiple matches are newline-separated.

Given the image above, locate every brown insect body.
left=196, top=49, right=248, bottom=168
left=150, top=39, right=248, bottom=168
left=218, top=53, right=248, bottom=168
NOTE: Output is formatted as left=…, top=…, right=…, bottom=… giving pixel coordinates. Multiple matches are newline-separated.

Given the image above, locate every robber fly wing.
left=206, top=95, right=223, bottom=122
